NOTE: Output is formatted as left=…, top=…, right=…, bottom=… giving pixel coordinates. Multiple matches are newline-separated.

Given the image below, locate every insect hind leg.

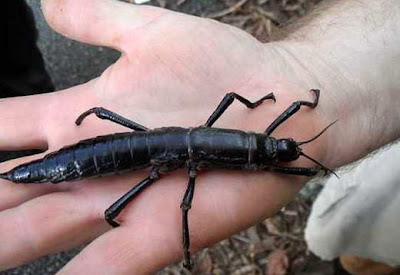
left=75, top=107, right=149, bottom=131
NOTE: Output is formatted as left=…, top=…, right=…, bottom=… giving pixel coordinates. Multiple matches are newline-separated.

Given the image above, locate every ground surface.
left=3, top=1, right=333, bottom=274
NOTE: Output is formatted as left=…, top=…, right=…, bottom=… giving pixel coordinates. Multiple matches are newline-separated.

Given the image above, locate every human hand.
left=1, top=0, right=398, bottom=274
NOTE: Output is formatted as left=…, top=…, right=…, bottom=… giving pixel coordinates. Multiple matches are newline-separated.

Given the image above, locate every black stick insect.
left=0, top=89, right=335, bottom=269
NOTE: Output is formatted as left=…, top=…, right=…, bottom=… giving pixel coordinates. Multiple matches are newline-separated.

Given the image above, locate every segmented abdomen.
left=7, top=132, right=150, bottom=183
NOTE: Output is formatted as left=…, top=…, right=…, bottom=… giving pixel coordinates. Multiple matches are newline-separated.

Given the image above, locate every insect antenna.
left=300, top=152, right=338, bottom=178
left=297, top=120, right=338, bottom=146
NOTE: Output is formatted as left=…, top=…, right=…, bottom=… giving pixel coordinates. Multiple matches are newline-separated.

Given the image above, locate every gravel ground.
left=2, top=1, right=332, bottom=274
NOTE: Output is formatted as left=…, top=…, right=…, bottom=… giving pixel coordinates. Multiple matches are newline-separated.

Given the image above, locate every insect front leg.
left=180, top=168, right=197, bottom=270
left=104, top=169, right=159, bottom=227
left=268, top=166, right=320, bottom=176
left=75, top=107, right=149, bottom=131
left=265, top=89, right=320, bottom=135
left=204, top=92, right=276, bottom=127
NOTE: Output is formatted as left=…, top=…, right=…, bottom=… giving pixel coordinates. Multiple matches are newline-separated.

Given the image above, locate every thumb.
left=41, top=0, right=166, bottom=51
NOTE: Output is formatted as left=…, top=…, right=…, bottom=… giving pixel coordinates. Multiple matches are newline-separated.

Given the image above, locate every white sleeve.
left=305, top=142, right=400, bottom=267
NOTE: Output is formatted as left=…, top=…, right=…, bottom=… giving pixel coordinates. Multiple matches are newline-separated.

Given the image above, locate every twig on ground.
left=206, top=0, right=249, bottom=19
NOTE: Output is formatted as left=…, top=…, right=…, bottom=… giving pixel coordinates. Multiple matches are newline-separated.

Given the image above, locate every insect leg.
left=75, top=107, right=149, bottom=131
left=265, top=89, right=319, bottom=136
left=204, top=92, right=276, bottom=127
left=104, top=169, right=159, bottom=227
left=180, top=168, right=197, bottom=270
left=268, top=166, right=320, bottom=176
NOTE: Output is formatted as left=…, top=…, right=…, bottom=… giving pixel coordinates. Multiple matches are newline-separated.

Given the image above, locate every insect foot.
left=104, top=208, right=121, bottom=228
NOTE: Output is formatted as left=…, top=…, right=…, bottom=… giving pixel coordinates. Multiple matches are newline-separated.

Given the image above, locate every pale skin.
left=0, top=0, right=399, bottom=274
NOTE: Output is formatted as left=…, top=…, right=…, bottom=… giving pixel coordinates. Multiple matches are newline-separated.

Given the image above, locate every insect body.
left=0, top=89, right=333, bottom=269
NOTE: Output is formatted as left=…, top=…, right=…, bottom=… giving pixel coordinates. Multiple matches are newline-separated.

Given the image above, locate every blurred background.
left=2, top=1, right=333, bottom=274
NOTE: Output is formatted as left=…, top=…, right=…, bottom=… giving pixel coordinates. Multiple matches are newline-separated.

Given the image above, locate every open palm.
left=0, top=0, right=326, bottom=273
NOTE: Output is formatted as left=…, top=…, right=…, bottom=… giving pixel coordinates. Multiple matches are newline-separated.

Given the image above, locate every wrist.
left=264, top=0, right=400, bottom=168
left=267, top=37, right=400, bottom=168
left=241, top=43, right=330, bottom=172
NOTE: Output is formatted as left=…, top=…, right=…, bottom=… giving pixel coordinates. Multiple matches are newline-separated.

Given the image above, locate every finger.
left=0, top=84, right=136, bottom=211
left=41, top=0, right=167, bottom=51
left=0, top=84, right=100, bottom=151
left=0, top=178, right=123, bottom=270
left=58, top=225, right=179, bottom=275
left=57, top=172, right=303, bottom=274
left=0, top=169, right=151, bottom=270
left=0, top=95, right=49, bottom=150
left=0, top=152, right=64, bottom=211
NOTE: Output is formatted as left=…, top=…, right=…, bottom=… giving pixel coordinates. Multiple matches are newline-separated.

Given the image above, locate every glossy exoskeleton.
left=0, top=89, right=335, bottom=269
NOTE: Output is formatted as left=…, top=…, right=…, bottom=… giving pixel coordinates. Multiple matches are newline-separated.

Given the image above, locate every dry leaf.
left=192, top=250, right=213, bottom=274
left=267, top=249, right=289, bottom=275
